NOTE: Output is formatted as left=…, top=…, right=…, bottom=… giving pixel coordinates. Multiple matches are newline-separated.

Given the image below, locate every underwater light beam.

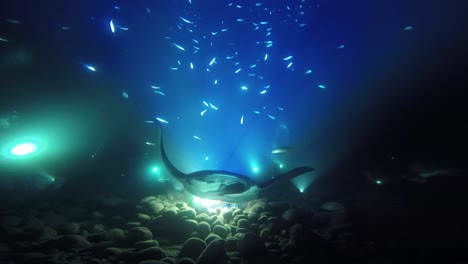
left=9, top=142, right=37, bottom=156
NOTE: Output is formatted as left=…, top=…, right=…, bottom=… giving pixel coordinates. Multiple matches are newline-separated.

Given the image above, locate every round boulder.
left=212, top=225, right=229, bottom=238
left=196, top=222, right=211, bottom=239
left=127, top=227, right=153, bottom=243
left=195, top=238, right=226, bottom=264
left=179, top=237, right=207, bottom=261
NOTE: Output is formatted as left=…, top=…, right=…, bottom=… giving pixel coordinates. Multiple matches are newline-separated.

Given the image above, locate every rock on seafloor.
left=179, top=237, right=207, bottom=261
left=195, top=238, right=227, bottom=264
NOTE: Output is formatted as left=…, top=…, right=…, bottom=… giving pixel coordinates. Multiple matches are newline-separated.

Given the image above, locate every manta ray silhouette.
left=156, top=121, right=314, bottom=203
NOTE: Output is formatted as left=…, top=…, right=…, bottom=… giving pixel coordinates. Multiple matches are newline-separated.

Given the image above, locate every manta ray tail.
left=156, top=120, right=186, bottom=178
left=258, top=166, right=314, bottom=188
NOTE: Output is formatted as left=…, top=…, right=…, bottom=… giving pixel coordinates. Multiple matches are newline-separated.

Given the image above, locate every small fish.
left=249, top=64, right=257, bottom=68
left=267, top=115, right=276, bottom=120
left=61, top=26, right=71, bottom=30
left=200, top=109, right=207, bottom=116
left=110, top=19, right=115, bottom=33
left=277, top=106, right=284, bottom=111
left=252, top=110, right=261, bottom=114
left=272, top=147, right=294, bottom=154
left=169, top=67, right=178, bottom=71
left=193, top=135, right=202, bottom=140
left=209, top=103, right=219, bottom=110
left=241, top=86, right=248, bottom=90
left=264, top=53, right=268, bottom=61
left=0, top=37, right=8, bottom=42
left=180, top=17, right=194, bottom=24
left=122, top=91, right=129, bottom=99
left=190, top=62, right=194, bottom=69
left=193, top=39, right=199, bottom=44
left=286, top=62, right=293, bottom=68
left=209, top=57, right=216, bottom=66
left=240, top=115, right=244, bottom=124
left=318, top=84, right=326, bottom=89
left=211, top=31, right=218, bottom=36
left=150, top=85, right=161, bottom=89
left=117, top=25, right=128, bottom=30
left=235, top=68, right=242, bottom=74
left=259, top=21, right=269, bottom=25
left=154, top=91, right=165, bottom=96
left=83, top=64, right=96, bottom=72
left=264, top=85, right=270, bottom=89
left=305, top=69, right=312, bottom=74
left=404, top=25, right=414, bottom=31
left=338, top=44, right=345, bottom=49
left=146, top=8, right=151, bottom=14
left=173, top=43, right=185, bottom=51
left=6, top=19, right=21, bottom=24
left=214, top=80, right=218, bottom=84
left=144, top=120, right=155, bottom=123
left=221, top=28, right=229, bottom=32
left=260, top=90, right=267, bottom=94
left=156, top=117, right=169, bottom=124
left=203, top=101, right=209, bottom=107
left=145, top=141, right=156, bottom=145
left=283, top=55, right=293, bottom=61
left=237, top=18, right=245, bottom=22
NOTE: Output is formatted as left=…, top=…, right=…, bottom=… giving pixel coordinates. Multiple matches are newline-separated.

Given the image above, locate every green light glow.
left=291, top=172, right=315, bottom=193
left=375, top=180, right=383, bottom=185
left=148, top=165, right=166, bottom=183
left=9, top=142, right=38, bottom=156
left=252, top=166, right=259, bottom=173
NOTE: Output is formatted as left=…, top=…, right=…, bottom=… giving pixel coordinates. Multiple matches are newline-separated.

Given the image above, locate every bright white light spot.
left=9, top=142, right=37, bottom=156
left=152, top=167, right=159, bottom=172
left=84, top=64, right=96, bottom=72
left=193, top=196, right=221, bottom=208
left=205, top=156, right=209, bottom=161
left=110, top=19, right=115, bottom=33
left=253, top=166, right=259, bottom=173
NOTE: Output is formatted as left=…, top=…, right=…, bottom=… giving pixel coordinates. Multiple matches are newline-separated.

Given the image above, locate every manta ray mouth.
left=189, top=174, right=250, bottom=195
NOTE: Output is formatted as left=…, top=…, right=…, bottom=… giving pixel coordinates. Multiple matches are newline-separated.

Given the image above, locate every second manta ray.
left=156, top=121, right=314, bottom=203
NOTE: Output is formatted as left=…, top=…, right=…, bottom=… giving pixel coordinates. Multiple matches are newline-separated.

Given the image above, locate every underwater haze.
left=1, top=0, right=467, bottom=263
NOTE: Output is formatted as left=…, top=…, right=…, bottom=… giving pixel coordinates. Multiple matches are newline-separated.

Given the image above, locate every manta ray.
left=156, top=121, right=314, bottom=203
